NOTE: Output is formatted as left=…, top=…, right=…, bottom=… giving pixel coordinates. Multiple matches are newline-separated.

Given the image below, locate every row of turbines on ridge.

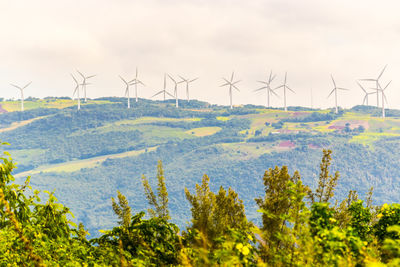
left=10, top=65, right=392, bottom=118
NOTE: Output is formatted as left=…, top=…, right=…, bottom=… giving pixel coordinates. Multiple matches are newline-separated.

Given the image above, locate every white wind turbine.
left=274, top=72, right=294, bottom=112
left=151, top=73, right=174, bottom=101
left=328, top=75, right=349, bottom=114
left=119, top=75, right=137, bottom=109
left=71, top=74, right=81, bottom=110
left=168, top=74, right=184, bottom=108
left=77, top=70, right=96, bottom=102
left=357, top=82, right=376, bottom=106
left=178, top=75, right=198, bottom=102
left=11, top=82, right=31, bottom=111
left=128, top=68, right=145, bottom=102
left=359, top=65, right=387, bottom=108
left=220, top=72, right=241, bottom=109
left=254, top=71, right=278, bottom=108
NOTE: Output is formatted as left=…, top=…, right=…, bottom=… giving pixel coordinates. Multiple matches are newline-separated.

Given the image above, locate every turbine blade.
left=359, top=78, right=376, bottom=82
left=270, top=89, right=279, bottom=97
left=23, top=81, right=32, bottom=89
left=222, top=77, right=230, bottom=84
left=71, top=74, right=78, bottom=84
left=337, top=87, right=349, bottom=91
left=119, top=75, right=128, bottom=85
left=230, top=72, right=234, bottom=82
left=86, top=74, right=96, bottom=79
left=232, top=85, right=240, bottom=91
left=257, top=80, right=268, bottom=85
left=178, top=75, right=187, bottom=82
left=76, top=70, right=85, bottom=79
left=287, top=86, right=295, bottom=93
left=274, top=85, right=284, bottom=90
left=327, top=88, right=335, bottom=98
left=151, top=91, right=164, bottom=98
left=378, top=65, right=387, bottom=80
left=167, top=74, right=176, bottom=83
left=232, top=80, right=241, bottom=85
left=254, top=87, right=267, bottom=92
left=330, top=74, right=336, bottom=88
left=220, top=83, right=230, bottom=87
left=10, top=84, right=21, bottom=89
left=383, top=80, right=392, bottom=90
left=166, top=91, right=175, bottom=98
left=189, top=77, right=198, bottom=83
left=357, top=81, right=367, bottom=93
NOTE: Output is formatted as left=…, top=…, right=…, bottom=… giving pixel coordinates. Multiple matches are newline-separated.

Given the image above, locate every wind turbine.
left=274, top=72, right=294, bottom=112
left=357, top=82, right=376, bottom=106
left=374, top=80, right=391, bottom=118
left=178, top=75, right=198, bottom=101
left=77, top=70, right=96, bottom=102
left=328, top=75, right=349, bottom=114
left=220, top=72, right=241, bottom=109
left=151, top=73, right=174, bottom=101
left=71, top=74, right=81, bottom=110
left=359, top=65, right=387, bottom=108
left=128, top=68, right=145, bottom=102
left=168, top=74, right=184, bottom=108
left=119, top=75, right=137, bottom=109
left=10, top=82, right=31, bottom=111
left=254, top=70, right=278, bottom=108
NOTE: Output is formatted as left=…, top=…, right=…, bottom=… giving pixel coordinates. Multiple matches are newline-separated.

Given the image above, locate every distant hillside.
left=1, top=97, right=400, bottom=235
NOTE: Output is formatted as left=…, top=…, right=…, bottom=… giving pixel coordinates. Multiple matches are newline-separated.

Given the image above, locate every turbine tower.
left=71, top=74, right=81, bottom=110
left=77, top=70, right=96, bottom=102
left=151, top=73, right=174, bottom=101
left=328, top=75, right=349, bottom=114
left=357, top=82, right=376, bottom=106
left=375, top=81, right=391, bottom=118
left=254, top=70, right=278, bottom=108
left=119, top=75, right=137, bottom=109
left=178, top=75, right=199, bottom=101
left=220, top=72, right=240, bottom=109
left=168, top=74, right=184, bottom=108
left=128, top=68, right=145, bottom=102
left=274, top=72, right=294, bottom=112
left=359, top=65, right=387, bottom=108
left=11, top=82, right=31, bottom=111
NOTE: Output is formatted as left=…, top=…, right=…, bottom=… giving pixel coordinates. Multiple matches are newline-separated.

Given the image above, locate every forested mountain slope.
left=1, top=97, right=400, bottom=235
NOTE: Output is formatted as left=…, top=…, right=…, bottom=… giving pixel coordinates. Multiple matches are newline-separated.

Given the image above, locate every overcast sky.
left=0, top=0, right=399, bottom=109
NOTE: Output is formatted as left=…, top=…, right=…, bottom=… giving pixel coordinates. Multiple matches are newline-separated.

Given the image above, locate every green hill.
left=1, top=97, right=399, bottom=235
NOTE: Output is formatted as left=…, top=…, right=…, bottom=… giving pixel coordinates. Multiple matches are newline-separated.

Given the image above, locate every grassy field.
left=15, top=146, right=158, bottom=177
left=1, top=99, right=111, bottom=112
left=185, top=126, right=221, bottom=137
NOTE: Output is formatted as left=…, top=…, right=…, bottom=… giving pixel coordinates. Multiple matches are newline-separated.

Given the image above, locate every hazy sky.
left=1, top=0, right=399, bottom=109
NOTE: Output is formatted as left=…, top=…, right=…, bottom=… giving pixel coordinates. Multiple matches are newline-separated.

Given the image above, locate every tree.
left=310, top=149, right=339, bottom=203
left=111, top=191, right=132, bottom=227
left=255, top=166, right=311, bottom=264
left=184, top=174, right=250, bottom=248
left=141, top=160, right=170, bottom=220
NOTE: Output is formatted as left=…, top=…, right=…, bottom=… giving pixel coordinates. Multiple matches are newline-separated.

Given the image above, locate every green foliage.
left=311, top=149, right=339, bottom=203
left=184, top=174, right=250, bottom=249
left=112, top=190, right=132, bottom=227
left=5, top=133, right=400, bottom=265
left=141, top=160, right=170, bottom=220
